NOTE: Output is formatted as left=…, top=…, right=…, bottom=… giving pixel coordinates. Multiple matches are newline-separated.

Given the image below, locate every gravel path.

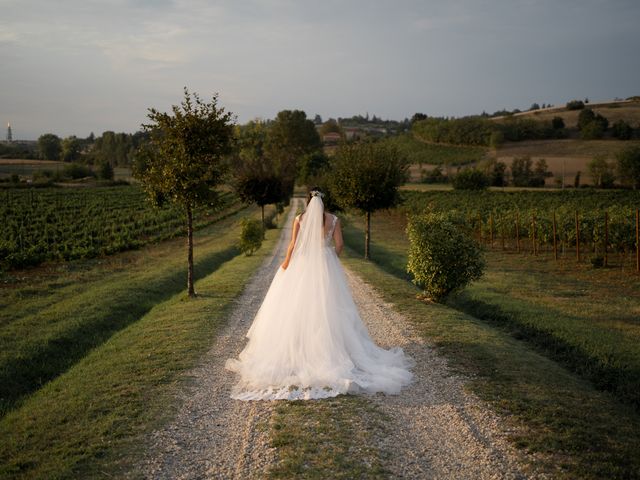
left=134, top=200, right=535, bottom=479
left=346, top=269, right=535, bottom=479
left=133, top=200, right=301, bottom=479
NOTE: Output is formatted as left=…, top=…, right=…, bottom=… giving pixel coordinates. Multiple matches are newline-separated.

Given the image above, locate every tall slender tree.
left=134, top=88, right=236, bottom=297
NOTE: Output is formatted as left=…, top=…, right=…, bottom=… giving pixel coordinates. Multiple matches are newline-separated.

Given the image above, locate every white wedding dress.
left=225, top=195, right=413, bottom=400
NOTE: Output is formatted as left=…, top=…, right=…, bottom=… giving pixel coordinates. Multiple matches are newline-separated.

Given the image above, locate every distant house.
left=322, top=132, right=342, bottom=145
left=343, top=128, right=363, bottom=141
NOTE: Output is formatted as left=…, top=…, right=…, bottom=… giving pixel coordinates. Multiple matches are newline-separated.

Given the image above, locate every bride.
left=225, top=188, right=413, bottom=400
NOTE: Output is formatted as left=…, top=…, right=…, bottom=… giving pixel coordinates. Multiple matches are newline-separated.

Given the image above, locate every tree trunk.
left=365, top=211, right=371, bottom=260
left=187, top=204, right=195, bottom=297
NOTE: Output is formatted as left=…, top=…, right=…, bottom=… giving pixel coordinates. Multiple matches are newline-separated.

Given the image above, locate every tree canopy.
left=134, top=88, right=236, bottom=296
left=330, top=141, right=408, bottom=259
left=37, top=133, right=62, bottom=161
left=265, top=109, right=322, bottom=195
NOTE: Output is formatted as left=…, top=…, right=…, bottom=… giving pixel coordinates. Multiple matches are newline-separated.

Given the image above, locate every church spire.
left=6, top=122, right=12, bottom=143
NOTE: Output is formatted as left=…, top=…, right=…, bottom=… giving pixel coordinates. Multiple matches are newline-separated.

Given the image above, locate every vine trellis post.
left=575, top=210, right=580, bottom=262
left=552, top=210, right=558, bottom=261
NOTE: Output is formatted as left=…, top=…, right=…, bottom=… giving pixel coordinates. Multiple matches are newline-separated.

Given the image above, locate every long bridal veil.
left=225, top=195, right=413, bottom=400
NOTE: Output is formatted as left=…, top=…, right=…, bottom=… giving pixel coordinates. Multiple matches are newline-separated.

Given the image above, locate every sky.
left=1, top=0, right=639, bottom=140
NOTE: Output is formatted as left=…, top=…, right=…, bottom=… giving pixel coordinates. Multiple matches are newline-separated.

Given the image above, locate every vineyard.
left=0, top=186, right=243, bottom=270
left=402, top=189, right=640, bottom=269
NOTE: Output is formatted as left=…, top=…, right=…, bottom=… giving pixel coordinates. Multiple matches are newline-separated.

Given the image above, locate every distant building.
left=6, top=122, right=12, bottom=143
left=322, top=132, right=342, bottom=145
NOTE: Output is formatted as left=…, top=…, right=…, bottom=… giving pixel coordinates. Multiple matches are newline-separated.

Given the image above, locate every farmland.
left=0, top=186, right=242, bottom=270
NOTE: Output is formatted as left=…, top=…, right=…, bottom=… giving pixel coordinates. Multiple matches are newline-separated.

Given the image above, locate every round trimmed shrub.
left=239, top=218, right=264, bottom=256
left=406, top=212, right=485, bottom=302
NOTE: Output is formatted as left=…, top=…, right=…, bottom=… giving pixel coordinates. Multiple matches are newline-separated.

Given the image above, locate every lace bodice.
left=296, top=213, right=338, bottom=244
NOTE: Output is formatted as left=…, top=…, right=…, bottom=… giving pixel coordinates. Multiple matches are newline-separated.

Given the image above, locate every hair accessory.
left=310, top=190, right=325, bottom=198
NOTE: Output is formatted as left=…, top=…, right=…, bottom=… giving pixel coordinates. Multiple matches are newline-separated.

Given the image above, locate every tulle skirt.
left=225, top=246, right=413, bottom=400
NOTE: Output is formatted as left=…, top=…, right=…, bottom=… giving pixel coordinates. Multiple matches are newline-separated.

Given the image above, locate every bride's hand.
left=281, top=260, right=289, bottom=270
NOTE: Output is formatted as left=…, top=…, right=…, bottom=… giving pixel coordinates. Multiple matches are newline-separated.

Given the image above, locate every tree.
left=612, top=120, right=633, bottom=140
left=265, top=110, right=322, bottom=196
left=98, top=161, right=114, bottom=180
left=37, top=133, right=62, bottom=160
left=577, top=108, right=596, bottom=130
left=588, top=155, right=615, bottom=188
left=61, top=136, right=82, bottom=162
left=411, top=113, right=428, bottom=124
left=233, top=120, right=286, bottom=228
left=616, top=145, right=640, bottom=189
left=134, top=88, right=235, bottom=297
left=319, top=119, right=344, bottom=138
left=530, top=103, right=540, bottom=111
left=532, top=158, right=552, bottom=187
left=452, top=169, right=489, bottom=190
left=330, top=141, right=407, bottom=260
left=552, top=116, right=565, bottom=130
left=480, top=158, right=507, bottom=186
left=298, top=150, right=329, bottom=185
left=566, top=100, right=585, bottom=110
left=510, top=156, right=534, bottom=187
left=313, top=114, right=323, bottom=125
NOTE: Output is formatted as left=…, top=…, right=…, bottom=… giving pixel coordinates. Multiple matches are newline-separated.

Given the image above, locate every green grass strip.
left=0, top=207, right=251, bottom=416
left=340, top=246, right=640, bottom=479
left=268, top=396, right=388, bottom=479
left=0, top=208, right=284, bottom=479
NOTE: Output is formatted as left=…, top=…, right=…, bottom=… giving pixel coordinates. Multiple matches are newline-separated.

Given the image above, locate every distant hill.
left=491, top=98, right=640, bottom=129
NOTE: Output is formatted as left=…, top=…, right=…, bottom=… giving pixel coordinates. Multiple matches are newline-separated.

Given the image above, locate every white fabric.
left=225, top=196, right=413, bottom=400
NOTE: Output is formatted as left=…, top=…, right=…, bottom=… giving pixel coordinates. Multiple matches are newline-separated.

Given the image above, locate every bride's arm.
left=281, top=217, right=300, bottom=270
left=333, top=218, right=344, bottom=256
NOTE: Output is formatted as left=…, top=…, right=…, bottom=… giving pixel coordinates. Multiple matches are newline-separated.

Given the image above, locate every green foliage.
left=489, top=130, right=504, bottom=148
left=616, top=145, right=640, bottom=189
left=588, top=155, right=616, bottom=188
left=406, top=212, right=484, bottom=301
left=578, top=109, right=609, bottom=139
left=452, top=168, right=489, bottom=190
left=318, top=118, right=343, bottom=137
left=61, top=136, right=82, bottom=162
left=421, top=166, right=448, bottom=184
left=62, top=162, right=95, bottom=179
left=612, top=119, right=633, bottom=140
left=330, top=141, right=408, bottom=214
left=383, top=134, right=487, bottom=166
left=566, top=99, right=585, bottom=110
left=135, top=88, right=235, bottom=209
left=88, top=131, right=148, bottom=166
left=510, top=156, right=547, bottom=187
left=98, top=161, right=114, bottom=180
left=401, top=189, right=640, bottom=254
left=233, top=120, right=286, bottom=215
left=413, top=116, right=494, bottom=146
left=298, top=150, right=329, bottom=185
left=330, top=141, right=407, bottom=258
left=265, top=109, right=322, bottom=196
left=37, top=133, right=62, bottom=160
left=0, top=187, right=239, bottom=270
left=239, top=218, right=264, bottom=255
left=551, top=116, right=565, bottom=130
left=479, top=158, right=507, bottom=187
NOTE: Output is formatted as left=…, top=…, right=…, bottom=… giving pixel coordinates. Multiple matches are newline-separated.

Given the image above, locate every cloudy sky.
left=1, top=0, right=639, bottom=140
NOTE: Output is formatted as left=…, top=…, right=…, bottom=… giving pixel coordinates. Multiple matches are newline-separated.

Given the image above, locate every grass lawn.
left=341, top=209, right=640, bottom=479
left=0, top=205, right=285, bottom=479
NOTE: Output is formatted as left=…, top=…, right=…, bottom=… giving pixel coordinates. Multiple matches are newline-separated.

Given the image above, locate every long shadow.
left=0, top=244, right=240, bottom=417
left=449, top=292, right=640, bottom=412
left=344, top=223, right=640, bottom=413
left=342, top=228, right=411, bottom=282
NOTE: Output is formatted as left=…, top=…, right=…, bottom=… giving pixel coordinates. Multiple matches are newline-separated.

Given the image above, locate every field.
left=493, top=100, right=640, bottom=129
left=0, top=202, right=284, bottom=478
left=0, top=186, right=241, bottom=270
left=340, top=195, right=640, bottom=478
left=0, top=159, right=132, bottom=181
